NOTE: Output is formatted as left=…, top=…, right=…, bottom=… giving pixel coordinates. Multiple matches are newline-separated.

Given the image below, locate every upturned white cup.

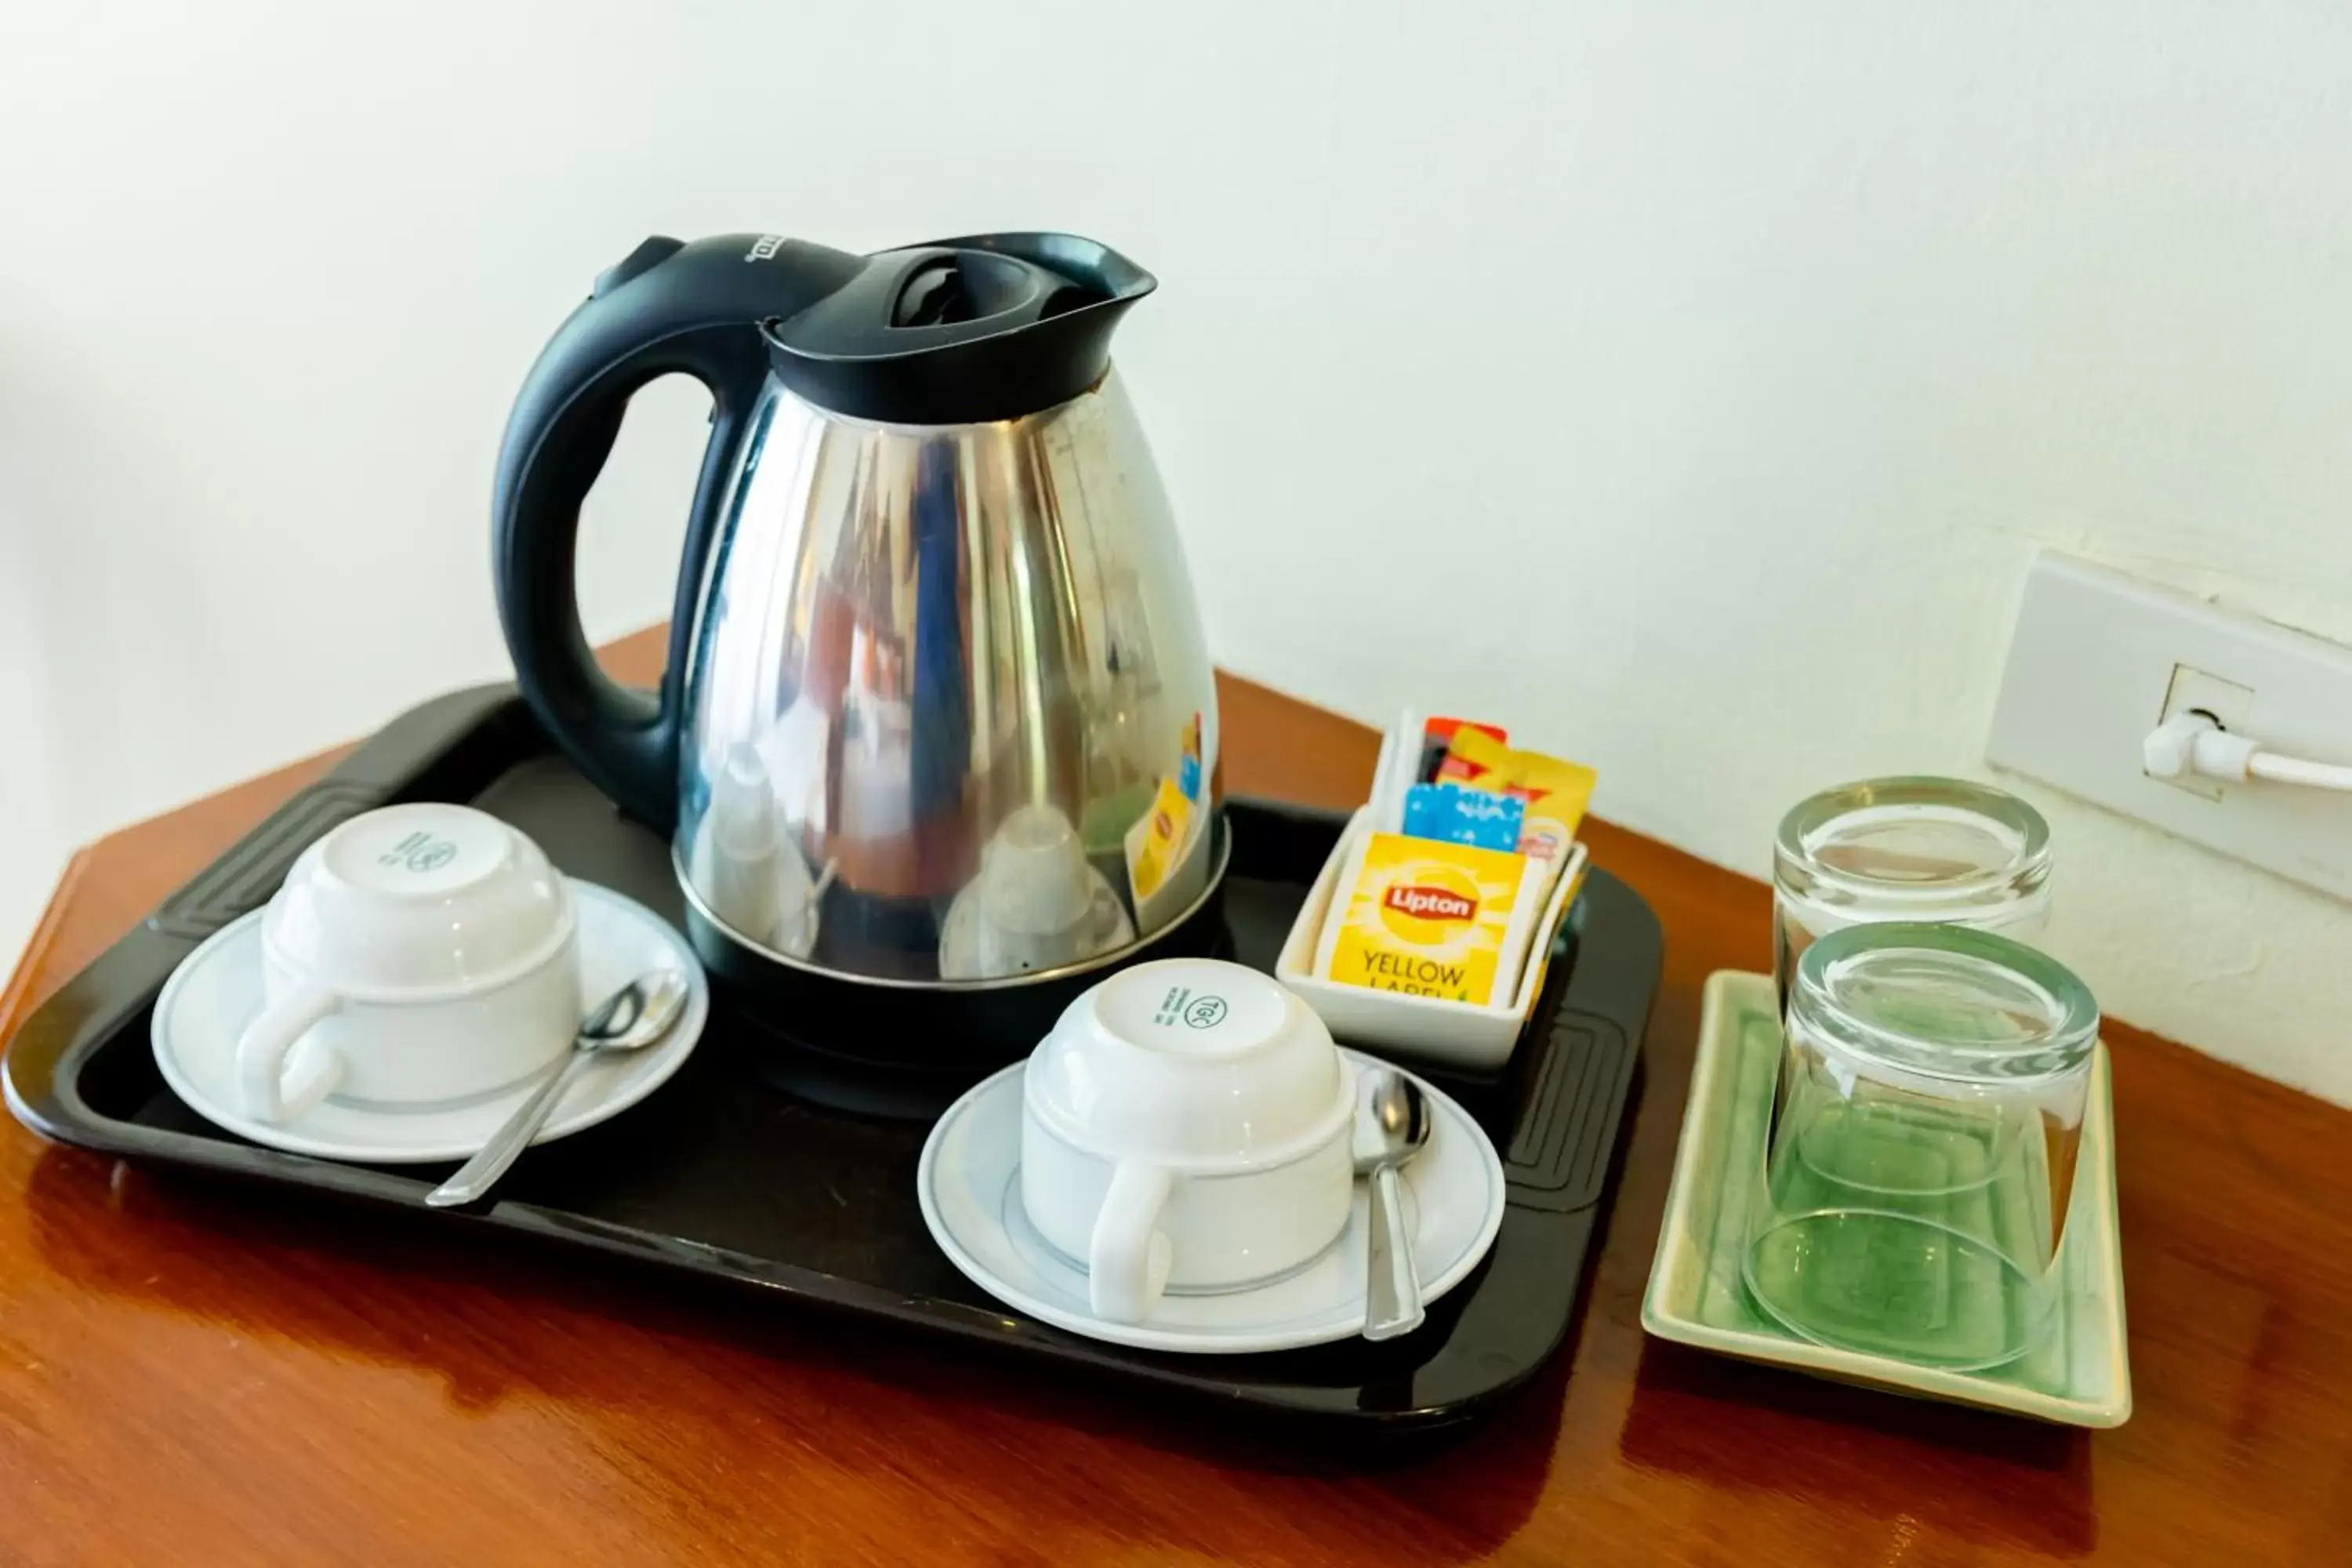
left=235, top=804, right=581, bottom=1123
left=1021, top=959, right=1356, bottom=1323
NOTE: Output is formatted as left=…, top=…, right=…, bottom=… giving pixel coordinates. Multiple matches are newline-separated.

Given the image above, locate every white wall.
left=5, top=2, right=2351, bottom=1099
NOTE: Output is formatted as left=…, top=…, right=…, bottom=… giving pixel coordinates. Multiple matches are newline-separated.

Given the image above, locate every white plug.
left=2143, top=712, right=2352, bottom=793
left=2143, top=712, right=2257, bottom=782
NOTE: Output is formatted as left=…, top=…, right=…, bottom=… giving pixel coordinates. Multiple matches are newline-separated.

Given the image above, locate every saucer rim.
left=149, top=880, right=708, bottom=1164
left=916, top=1048, right=1507, bottom=1355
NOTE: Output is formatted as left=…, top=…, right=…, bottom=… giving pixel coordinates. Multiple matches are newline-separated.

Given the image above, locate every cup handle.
left=1087, top=1161, right=1174, bottom=1323
left=236, top=982, right=347, bottom=1123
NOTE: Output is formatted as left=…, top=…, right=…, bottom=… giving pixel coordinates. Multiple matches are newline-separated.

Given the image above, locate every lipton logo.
left=1384, top=884, right=1474, bottom=922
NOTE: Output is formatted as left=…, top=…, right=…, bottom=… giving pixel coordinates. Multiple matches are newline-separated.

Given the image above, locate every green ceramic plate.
left=1640, top=970, right=2132, bottom=1427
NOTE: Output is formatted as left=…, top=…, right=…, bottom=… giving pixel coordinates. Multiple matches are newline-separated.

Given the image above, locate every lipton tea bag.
left=1314, top=832, right=1541, bottom=1006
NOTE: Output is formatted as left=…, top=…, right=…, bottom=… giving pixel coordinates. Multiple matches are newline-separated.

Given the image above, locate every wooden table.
left=4, top=644, right=2349, bottom=1566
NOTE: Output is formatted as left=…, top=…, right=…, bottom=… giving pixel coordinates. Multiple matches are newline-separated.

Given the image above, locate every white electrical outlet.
left=2153, top=665, right=2255, bottom=802
left=1987, top=552, right=2352, bottom=902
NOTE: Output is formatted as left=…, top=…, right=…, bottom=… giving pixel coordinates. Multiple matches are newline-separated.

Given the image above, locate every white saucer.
left=151, top=881, right=710, bottom=1164
left=917, top=1051, right=1507, bottom=1355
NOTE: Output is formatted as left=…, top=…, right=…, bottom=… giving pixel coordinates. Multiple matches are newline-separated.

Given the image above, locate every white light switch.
left=1987, top=552, right=2352, bottom=902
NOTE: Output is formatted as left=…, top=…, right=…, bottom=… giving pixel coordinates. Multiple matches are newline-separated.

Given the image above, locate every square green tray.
left=1640, top=970, right=2132, bottom=1427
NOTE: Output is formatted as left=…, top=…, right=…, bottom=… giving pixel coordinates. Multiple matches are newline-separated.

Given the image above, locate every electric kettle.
left=491, top=231, right=1225, bottom=1073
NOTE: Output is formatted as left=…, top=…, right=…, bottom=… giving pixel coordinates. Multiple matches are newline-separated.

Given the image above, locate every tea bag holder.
left=1276, top=808, right=1588, bottom=1072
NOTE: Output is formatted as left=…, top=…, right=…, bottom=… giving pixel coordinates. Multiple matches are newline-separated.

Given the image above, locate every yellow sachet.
left=1512, top=757, right=1595, bottom=872
left=1321, top=832, right=1530, bottom=1004
left=1128, top=776, right=1192, bottom=901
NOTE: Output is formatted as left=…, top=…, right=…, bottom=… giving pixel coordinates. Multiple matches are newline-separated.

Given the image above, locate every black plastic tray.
left=5, top=684, right=1660, bottom=1432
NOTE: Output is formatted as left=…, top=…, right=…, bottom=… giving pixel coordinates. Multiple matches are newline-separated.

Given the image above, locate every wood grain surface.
left=2, top=630, right=2348, bottom=1566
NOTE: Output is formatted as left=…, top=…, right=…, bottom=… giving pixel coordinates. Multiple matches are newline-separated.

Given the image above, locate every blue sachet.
left=1402, top=782, right=1525, bottom=851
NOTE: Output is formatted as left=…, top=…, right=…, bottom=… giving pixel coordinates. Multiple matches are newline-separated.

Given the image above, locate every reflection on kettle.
left=938, top=804, right=1136, bottom=981
left=686, top=743, right=822, bottom=960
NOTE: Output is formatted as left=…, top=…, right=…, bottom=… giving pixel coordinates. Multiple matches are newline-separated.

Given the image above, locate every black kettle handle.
left=490, top=234, right=857, bottom=832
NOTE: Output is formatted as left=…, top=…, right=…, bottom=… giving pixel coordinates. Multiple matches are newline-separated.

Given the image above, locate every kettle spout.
left=943, top=232, right=1156, bottom=315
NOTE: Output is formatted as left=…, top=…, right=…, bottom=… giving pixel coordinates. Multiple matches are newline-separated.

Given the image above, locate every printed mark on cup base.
left=380, top=830, right=459, bottom=873
left=1154, top=987, right=1228, bottom=1029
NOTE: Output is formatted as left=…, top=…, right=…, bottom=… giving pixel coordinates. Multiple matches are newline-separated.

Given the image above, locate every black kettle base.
left=686, top=872, right=1233, bottom=1121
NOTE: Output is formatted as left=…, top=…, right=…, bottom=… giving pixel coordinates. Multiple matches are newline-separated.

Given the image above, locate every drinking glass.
left=1744, top=922, right=2097, bottom=1370
left=1774, top=777, right=2052, bottom=1008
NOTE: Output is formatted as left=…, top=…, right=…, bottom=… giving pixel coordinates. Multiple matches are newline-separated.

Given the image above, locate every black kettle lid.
left=762, top=233, right=1156, bottom=426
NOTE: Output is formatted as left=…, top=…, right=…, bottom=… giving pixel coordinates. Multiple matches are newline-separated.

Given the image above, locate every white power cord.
left=2143, top=712, right=2352, bottom=792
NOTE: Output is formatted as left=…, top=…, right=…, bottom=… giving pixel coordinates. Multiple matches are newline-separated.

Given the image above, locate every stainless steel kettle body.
left=674, top=368, right=1221, bottom=986
left=492, top=232, right=1224, bottom=1018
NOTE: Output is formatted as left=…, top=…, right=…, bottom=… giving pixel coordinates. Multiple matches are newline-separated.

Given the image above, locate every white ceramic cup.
left=1020, top=958, right=1356, bottom=1323
left=235, top=803, right=581, bottom=1123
